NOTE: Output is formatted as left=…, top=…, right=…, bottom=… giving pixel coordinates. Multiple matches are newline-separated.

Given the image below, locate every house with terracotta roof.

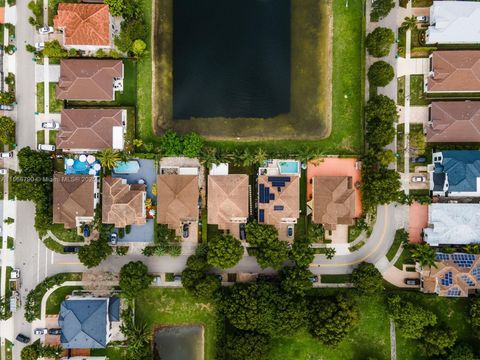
left=311, top=176, right=356, bottom=231
left=426, top=1, right=480, bottom=45
left=208, top=174, right=249, bottom=239
left=57, top=109, right=126, bottom=152
left=56, top=59, right=124, bottom=101
left=429, top=150, right=480, bottom=196
left=53, top=3, right=111, bottom=49
left=53, top=173, right=98, bottom=229
left=420, top=252, right=480, bottom=297
left=257, top=175, right=300, bottom=241
left=157, top=175, right=199, bottom=242
left=427, top=51, right=480, bottom=93
left=427, top=101, right=480, bottom=143
left=102, top=177, right=146, bottom=228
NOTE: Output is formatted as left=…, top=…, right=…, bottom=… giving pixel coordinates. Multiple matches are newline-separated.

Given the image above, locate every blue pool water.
left=114, top=160, right=140, bottom=174
left=65, top=159, right=100, bottom=176
left=279, top=161, right=299, bottom=174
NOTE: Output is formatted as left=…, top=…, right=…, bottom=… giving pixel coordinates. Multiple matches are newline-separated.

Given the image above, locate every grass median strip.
left=43, top=237, right=65, bottom=253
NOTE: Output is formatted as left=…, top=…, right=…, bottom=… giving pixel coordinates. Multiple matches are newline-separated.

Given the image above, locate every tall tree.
left=246, top=222, right=289, bottom=269
left=351, top=262, right=383, bottom=294
left=77, top=239, right=113, bottom=268
left=370, top=0, right=395, bottom=22
left=410, top=243, right=437, bottom=269
left=401, top=15, right=417, bottom=31
left=366, top=27, right=395, bottom=58
left=420, top=327, right=457, bottom=357
left=119, top=261, right=153, bottom=299
left=225, top=331, right=272, bottom=360
left=368, top=61, right=395, bottom=87
left=280, top=266, right=313, bottom=296
left=207, top=234, right=244, bottom=269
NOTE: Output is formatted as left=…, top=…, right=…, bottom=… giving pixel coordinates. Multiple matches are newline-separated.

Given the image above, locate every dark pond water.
left=173, top=0, right=291, bottom=119
left=154, top=325, right=203, bottom=360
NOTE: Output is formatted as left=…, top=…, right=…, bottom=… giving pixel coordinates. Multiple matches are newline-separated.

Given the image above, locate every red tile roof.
left=53, top=3, right=110, bottom=46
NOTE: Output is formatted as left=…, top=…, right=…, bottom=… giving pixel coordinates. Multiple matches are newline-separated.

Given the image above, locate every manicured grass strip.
left=386, top=230, right=405, bottom=261
left=320, top=274, right=352, bottom=284
left=0, top=175, right=4, bottom=200
left=394, top=248, right=414, bottom=270
left=36, top=82, right=44, bottom=113
left=397, top=76, right=405, bottom=106
left=36, top=130, right=45, bottom=144
left=348, top=225, right=363, bottom=243
left=48, top=82, right=63, bottom=112
left=349, top=241, right=365, bottom=252
left=43, top=237, right=65, bottom=253
left=49, top=130, right=57, bottom=145
left=7, top=236, right=14, bottom=249
left=49, top=223, right=84, bottom=242
left=397, top=123, right=405, bottom=170
left=46, top=286, right=82, bottom=315
left=412, top=0, right=432, bottom=7
left=5, top=339, right=13, bottom=360
left=410, top=74, right=429, bottom=106
left=135, top=288, right=221, bottom=360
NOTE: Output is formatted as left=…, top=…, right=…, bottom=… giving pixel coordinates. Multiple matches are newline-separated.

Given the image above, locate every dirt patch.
left=152, top=0, right=333, bottom=140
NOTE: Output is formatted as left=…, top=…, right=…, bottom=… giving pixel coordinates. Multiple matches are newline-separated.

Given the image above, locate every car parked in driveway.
left=64, top=246, right=81, bottom=253
left=37, top=144, right=55, bottom=152
left=48, top=328, right=62, bottom=335
left=0, top=105, right=14, bottom=111
left=38, top=26, right=54, bottom=35
left=34, top=328, right=47, bottom=335
left=411, top=176, right=426, bottom=183
left=83, top=225, right=90, bottom=237
left=412, top=157, right=427, bottom=164
left=287, top=225, right=294, bottom=238
left=416, top=15, right=429, bottom=23
left=404, top=278, right=420, bottom=286
left=183, top=223, right=189, bottom=238
left=0, top=151, right=13, bottom=158
left=0, top=168, right=7, bottom=175
left=239, top=223, right=246, bottom=240
left=16, top=334, right=30, bottom=343
left=110, top=233, right=118, bottom=245
left=41, top=121, right=59, bottom=129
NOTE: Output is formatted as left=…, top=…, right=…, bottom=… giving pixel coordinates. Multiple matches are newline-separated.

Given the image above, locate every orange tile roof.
left=53, top=3, right=110, bottom=46
left=0, top=8, right=5, bottom=24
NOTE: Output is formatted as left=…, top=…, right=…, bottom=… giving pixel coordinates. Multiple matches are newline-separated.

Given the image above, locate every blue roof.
left=438, top=151, right=480, bottom=192
left=108, top=297, right=120, bottom=322
left=59, top=299, right=108, bottom=349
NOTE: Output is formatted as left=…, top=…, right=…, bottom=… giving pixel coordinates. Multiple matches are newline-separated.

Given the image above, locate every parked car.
left=287, top=225, right=294, bottom=238
left=309, top=276, right=319, bottom=283
left=416, top=15, right=429, bottom=23
left=48, top=328, right=62, bottom=335
left=34, top=328, right=47, bottom=335
left=182, top=223, right=189, bottom=238
left=173, top=275, right=182, bottom=282
left=110, top=233, right=118, bottom=245
left=0, top=151, right=13, bottom=158
left=41, top=121, right=59, bottom=129
left=38, top=26, right=54, bottom=35
left=0, top=168, right=7, bottom=175
left=83, top=225, right=90, bottom=237
left=411, top=176, right=426, bottom=183
left=34, top=42, right=45, bottom=50
left=412, top=156, right=427, bottom=163
left=10, top=268, right=20, bottom=279
left=0, top=105, right=14, bottom=111
left=37, top=144, right=55, bottom=152
left=16, top=334, right=30, bottom=343
left=63, top=246, right=80, bottom=253
left=239, top=223, right=246, bottom=240
left=404, top=278, right=420, bottom=286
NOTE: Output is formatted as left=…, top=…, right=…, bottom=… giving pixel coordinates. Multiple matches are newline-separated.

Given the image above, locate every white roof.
left=112, top=126, right=124, bottom=150
left=427, top=1, right=480, bottom=44
left=424, top=203, right=480, bottom=246
left=178, top=167, right=198, bottom=175
left=209, top=163, right=229, bottom=175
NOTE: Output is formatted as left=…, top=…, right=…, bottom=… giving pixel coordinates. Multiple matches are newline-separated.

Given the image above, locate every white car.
left=0, top=168, right=7, bottom=175
left=38, top=26, right=54, bottom=35
left=37, top=144, right=55, bottom=152
left=33, top=328, right=47, bottom=335
left=34, top=42, right=45, bottom=50
left=416, top=16, right=429, bottom=23
left=0, top=151, right=13, bottom=158
left=41, top=121, right=59, bottom=129
left=411, top=176, right=426, bottom=183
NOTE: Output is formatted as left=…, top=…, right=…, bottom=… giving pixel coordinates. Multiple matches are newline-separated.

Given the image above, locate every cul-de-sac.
left=0, top=0, right=478, bottom=359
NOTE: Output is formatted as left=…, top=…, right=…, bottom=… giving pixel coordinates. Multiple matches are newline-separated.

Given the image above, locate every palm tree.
left=97, top=148, right=121, bottom=171
left=199, top=146, right=218, bottom=169
left=253, top=148, right=267, bottom=165
left=240, top=148, right=255, bottom=167
left=411, top=243, right=438, bottom=269
left=401, top=16, right=417, bottom=31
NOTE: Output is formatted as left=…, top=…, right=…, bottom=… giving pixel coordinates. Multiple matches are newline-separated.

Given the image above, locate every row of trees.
left=370, top=0, right=395, bottom=22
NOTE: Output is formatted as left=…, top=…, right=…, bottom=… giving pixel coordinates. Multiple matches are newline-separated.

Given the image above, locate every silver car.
left=37, top=144, right=55, bottom=152
left=41, top=121, right=59, bottom=129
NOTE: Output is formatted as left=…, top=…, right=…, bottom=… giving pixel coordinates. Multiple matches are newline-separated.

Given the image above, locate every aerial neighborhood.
left=0, top=0, right=479, bottom=359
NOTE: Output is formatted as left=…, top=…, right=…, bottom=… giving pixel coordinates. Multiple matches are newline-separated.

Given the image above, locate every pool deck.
left=112, top=159, right=157, bottom=203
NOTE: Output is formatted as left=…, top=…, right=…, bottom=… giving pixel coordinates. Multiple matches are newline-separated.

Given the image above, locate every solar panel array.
left=460, top=275, right=476, bottom=287
left=452, top=253, right=476, bottom=268
left=447, top=288, right=461, bottom=297
left=436, top=253, right=450, bottom=261
left=441, top=271, right=453, bottom=286
left=472, top=266, right=480, bottom=281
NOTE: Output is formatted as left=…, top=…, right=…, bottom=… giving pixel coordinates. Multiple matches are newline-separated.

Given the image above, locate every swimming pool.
left=114, top=160, right=140, bottom=174
left=65, top=158, right=101, bottom=176
left=279, top=161, right=299, bottom=175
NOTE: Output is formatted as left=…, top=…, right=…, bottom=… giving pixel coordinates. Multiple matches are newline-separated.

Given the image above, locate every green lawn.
left=348, top=225, right=363, bottom=243
left=46, top=286, right=82, bottom=315
left=386, top=229, right=405, bottom=261
left=397, top=123, right=405, bottom=170
left=49, top=130, right=57, bottom=145
left=36, top=82, right=63, bottom=113
left=394, top=248, right=414, bottom=270
left=412, top=0, right=432, bottom=7
left=43, top=237, right=65, bottom=253
left=135, top=288, right=221, bottom=360
left=91, top=347, right=127, bottom=359
left=36, top=130, right=45, bottom=144
left=49, top=224, right=83, bottom=242
left=397, top=76, right=405, bottom=105
left=5, top=339, right=13, bottom=360
left=410, top=74, right=429, bottom=106
left=7, top=236, right=14, bottom=249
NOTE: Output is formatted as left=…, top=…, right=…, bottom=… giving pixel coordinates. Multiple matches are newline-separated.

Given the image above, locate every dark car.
left=63, top=246, right=80, bottom=253
left=183, top=223, right=189, bottom=238
left=16, top=334, right=30, bottom=343
left=309, top=276, right=319, bottom=283
left=404, top=278, right=420, bottom=286
left=287, top=225, right=294, bottom=238
left=413, top=157, right=427, bottom=164
left=239, top=223, right=246, bottom=240
left=48, top=328, right=62, bottom=335
left=83, top=225, right=90, bottom=237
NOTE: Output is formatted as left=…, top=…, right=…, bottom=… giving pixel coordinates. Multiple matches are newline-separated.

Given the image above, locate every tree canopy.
left=280, top=266, right=313, bottom=296
left=308, top=295, right=360, bottom=346
left=77, top=239, right=113, bottom=268
left=181, top=254, right=221, bottom=300
left=246, top=221, right=288, bottom=269
left=351, top=262, right=383, bottom=294
left=420, top=327, right=457, bottom=357
left=225, top=331, right=272, bottom=360
left=370, top=0, right=395, bottom=22
left=207, top=234, right=244, bottom=269
left=368, top=61, right=394, bottom=87
left=366, top=27, right=395, bottom=58
left=119, top=261, right=152, bottom=299
left=289, top=237, right=315, bottom=267
left=0, top=116, right=15, bottom=145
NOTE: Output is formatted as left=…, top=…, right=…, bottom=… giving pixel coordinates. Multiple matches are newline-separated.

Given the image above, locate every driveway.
left=117, top=219, right=154, bottom=243
left=409, top=202, right=428, bottom=244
